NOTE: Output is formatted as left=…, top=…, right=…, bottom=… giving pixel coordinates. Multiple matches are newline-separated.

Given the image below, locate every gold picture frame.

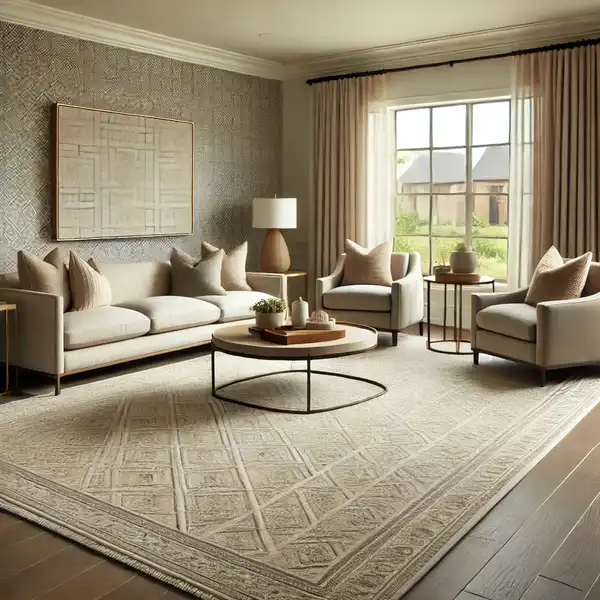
left=53, top=104, right=195, bottom=240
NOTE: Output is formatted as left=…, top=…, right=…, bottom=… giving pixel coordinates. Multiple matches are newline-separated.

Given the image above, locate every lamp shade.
left=252, top=197, right=297, bottom=230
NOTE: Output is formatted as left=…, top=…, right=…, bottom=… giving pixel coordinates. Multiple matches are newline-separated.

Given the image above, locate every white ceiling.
left=25, top=0, right=600, bottom=64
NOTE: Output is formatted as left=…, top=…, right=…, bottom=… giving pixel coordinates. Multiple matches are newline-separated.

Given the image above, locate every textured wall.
left=0, top=22, right=281, bottom=272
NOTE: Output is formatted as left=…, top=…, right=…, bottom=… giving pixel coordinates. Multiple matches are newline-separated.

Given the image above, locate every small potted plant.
left=433, top=245, right=452, bottom=275
left=450, top=241, right=478, bottom=274
left=251, top=298, right=288, bottom=330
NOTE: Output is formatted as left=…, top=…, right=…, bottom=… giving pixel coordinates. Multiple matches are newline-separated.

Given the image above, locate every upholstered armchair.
left=316, top=252, right=424, bottom=346
left=471, top=263, right=600, bottom=385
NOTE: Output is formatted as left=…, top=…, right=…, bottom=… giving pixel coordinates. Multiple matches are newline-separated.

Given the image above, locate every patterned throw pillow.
left=341, top=239, right=393, bottom=286
left=201, top=241, right=251, bottom=291
left=170, top=248, right=227, bottom=297
left=69, top=252, right=112, bottom=311
left=17, top=248, right=71, bottom=311
left=525, top=246, right=592, bottom=306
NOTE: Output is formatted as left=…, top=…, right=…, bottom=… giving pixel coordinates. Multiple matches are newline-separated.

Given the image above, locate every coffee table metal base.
left=211, top=348, right=387, bottom=414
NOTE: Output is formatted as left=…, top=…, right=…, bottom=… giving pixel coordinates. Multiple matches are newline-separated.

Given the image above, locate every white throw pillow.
left=201, top=241, right=251, bottom=291
left=69, top=252, right=112, bottom=311
left=342, top=239, right=393, bottom=286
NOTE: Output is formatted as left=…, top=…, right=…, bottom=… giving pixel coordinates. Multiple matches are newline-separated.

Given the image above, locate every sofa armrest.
left=316, top=255, right=346, bottom=310
left=536, top=293, right=600, bottom=367
left=0, top=288, right=64, bottom=375
left=391, top=253, right=424, bottom=330
left=246, top=273, right=287, bottom=303
left=471, top=288, right=529, bottom=350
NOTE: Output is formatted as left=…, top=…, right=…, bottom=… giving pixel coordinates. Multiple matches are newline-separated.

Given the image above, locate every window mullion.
left=465, top=103, right=473, bottom=247
left=428, top=107, right=433, bottom=273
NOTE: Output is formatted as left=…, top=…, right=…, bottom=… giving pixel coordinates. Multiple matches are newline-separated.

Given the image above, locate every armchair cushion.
left=476, top=303, right=537, bottom=342
left=323, top=285, right=391, bottom=312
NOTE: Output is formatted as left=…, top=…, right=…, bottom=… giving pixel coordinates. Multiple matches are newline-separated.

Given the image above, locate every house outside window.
left=394, top=100, right=510, bottom=280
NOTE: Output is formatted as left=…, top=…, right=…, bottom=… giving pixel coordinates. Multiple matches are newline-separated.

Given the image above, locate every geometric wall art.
left=54, top=104, right=194, bottom=240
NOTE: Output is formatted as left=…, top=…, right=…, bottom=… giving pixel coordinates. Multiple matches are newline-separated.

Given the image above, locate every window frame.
left=392, top=97, right=511, bottom=281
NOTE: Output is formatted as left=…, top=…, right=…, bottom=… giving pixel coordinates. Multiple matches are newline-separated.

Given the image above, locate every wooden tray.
left=434, top=272, right=481, bottom=284
left=248, top=326, right=346, bottom=345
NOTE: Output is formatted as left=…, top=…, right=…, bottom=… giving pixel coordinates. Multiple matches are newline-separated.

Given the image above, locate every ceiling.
left=25, top=0, right=600, bottom=64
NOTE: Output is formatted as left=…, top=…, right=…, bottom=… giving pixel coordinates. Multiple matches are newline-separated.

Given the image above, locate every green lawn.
left=394, top=222, right=508, bottom=280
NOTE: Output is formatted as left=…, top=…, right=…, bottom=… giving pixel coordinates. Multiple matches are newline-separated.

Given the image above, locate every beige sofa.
left=316, top=252, right=424, bottom=345
left=0, top=261, right=284, bottom=394
left=471, top=262, right=600, bottom=385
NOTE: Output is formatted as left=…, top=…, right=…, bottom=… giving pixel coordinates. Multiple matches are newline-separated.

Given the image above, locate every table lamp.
left=252, top=196, right=297, bottom=273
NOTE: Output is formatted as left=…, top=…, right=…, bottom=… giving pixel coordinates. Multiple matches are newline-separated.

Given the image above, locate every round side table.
left=424, top=275, right=495, bottom=355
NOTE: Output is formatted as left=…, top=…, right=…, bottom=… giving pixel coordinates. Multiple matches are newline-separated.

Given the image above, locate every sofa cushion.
left=118, top=296, right=220, bottom=334
left=476, top=303, right=537, bottom=342
left=64, top=306, right=151, bottom=350
left=323, top=285, right=392, bottom=312
left=89, top=260, right=171, bottom=304
left=198, top=291, right=273, bottom=323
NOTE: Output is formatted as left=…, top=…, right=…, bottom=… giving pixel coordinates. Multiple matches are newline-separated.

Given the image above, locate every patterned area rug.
left=0, top=336, right=599, bottom=600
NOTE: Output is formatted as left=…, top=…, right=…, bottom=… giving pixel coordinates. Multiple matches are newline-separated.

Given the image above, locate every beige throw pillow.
left=69, top=252, right=112, bottom=311
left=342, top=239, right=393, bottom=286
left=17, top=248, right=71, bottom=311
left=170, top=248, right=227, bottom=297
left=525, top=246, right=592, bottom=306
left=201, top=241, right=251, bottom=291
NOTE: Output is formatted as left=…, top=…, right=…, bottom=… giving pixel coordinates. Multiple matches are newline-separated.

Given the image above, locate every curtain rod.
left=305, top=36, right=600, bottom=85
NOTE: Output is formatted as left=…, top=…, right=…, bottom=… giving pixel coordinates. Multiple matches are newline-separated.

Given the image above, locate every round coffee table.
left=210, top=322, right=386, bottom=414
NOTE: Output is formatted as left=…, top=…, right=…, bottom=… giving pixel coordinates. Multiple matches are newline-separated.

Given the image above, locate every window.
left=394, top=99, right=510, bottom=280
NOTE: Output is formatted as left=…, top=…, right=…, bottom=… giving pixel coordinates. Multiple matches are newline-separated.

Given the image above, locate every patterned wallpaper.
left=0, top=22, right=282, bottom=273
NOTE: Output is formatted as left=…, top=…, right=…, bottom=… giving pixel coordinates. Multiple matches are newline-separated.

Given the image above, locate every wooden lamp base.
left=260, top=229, right=291, bottom=273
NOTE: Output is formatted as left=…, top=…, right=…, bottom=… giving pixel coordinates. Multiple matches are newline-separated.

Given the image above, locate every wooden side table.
left=424, top=275, right=495, bottom=355
left=247, top=270, right=308, bottom=306
left=0, top=302, right=17, bottom=395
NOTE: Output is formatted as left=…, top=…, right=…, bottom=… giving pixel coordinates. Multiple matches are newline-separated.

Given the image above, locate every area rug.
left=0, top=336, right=599, bottom=600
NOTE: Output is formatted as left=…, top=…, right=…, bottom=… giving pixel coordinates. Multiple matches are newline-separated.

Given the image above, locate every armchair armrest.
left=0, top=288, right=64, bottom=375
left=246, top=273, right=286, bottom=303
left=536, top=293, right=600, bottom=367
left=316, top=255, right=346, bottom=310
left=471, top=288, right=529, bottom=350
left=391, top=253, right=424, bottom=330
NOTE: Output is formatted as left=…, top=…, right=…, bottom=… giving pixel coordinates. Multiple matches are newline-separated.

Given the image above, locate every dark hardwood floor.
left=2, top=325, right=600, bottom=600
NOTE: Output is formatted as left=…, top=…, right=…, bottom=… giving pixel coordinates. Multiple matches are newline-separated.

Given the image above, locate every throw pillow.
left=69, top=252, right=112, bottom=311
left=17, top=248, right=71, bottom=311
left=170, top=248, right=227, bottom=297
left=342, top=239, right=393, bottom=286
left=525, top=246, right=592, bottom=306
left=201, top=241, right=251, bottom=291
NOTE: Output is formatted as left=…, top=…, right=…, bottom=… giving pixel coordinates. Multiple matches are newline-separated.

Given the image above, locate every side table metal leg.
left=211, top=344, right=216, bottom=395
left=458, top=284, right=463, bottom=353
left=306, top=358, right=312, bottom=413
left=443, top=284, right=447, bottom=341
left=454, top=284, right=459, bottom=353
left=426, top=282, right=432, bottom=349
left=4, top=310, right=8, bottom=394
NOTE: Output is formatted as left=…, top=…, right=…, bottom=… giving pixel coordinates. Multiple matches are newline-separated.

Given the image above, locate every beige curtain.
left=515, top=45, right=600, bottom=264
left=311, top=75, right=385, bottom=278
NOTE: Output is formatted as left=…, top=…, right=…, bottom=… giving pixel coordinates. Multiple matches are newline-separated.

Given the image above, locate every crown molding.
left=0, top=0, right=285, bottom=80
left=286, top=13, right=600, bottom=80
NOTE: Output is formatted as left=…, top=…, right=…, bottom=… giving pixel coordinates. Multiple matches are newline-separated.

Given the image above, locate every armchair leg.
left=539, top=368, right=547, bottom=387
left=419, top=321, right=423, bottom=336
left=473, top=350, right=479, bottom=365
left=55, top=376, right=61, bottom=396
left=392, top=332, right=398, bottom=347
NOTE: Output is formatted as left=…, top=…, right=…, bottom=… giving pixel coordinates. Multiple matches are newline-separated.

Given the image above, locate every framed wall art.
left=53, top=104, right=194, bottom=240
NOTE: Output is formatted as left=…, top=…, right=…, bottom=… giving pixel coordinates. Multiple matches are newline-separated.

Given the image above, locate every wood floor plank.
left=402, top=536, right=500, bottom=600
left=0, top=543, right=103, bottom=600
left=466, top=445, right=600, bottom=600
left=469, top=403, right=600, bottom=546
left=97, top=574, right=170, bottom=600
left=34, top=560, right=134, bottom=600
left=0, top=531, right=70, bottom=580
left=542, top=491, right=600, bottom=592
left=0, top=520, right=44, bottom=548
left=585, top=575, right=600, bottom=599
left=520, top=576, right=583, bottom=600
left=454, top=592, right=489, bottom=600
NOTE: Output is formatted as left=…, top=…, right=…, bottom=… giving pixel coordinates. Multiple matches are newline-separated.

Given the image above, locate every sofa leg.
left=55, top=376, right=61, bottom=396
left=539, top=368, right=547, bottom=387
left=419, top=321, right=424, bottom=336
left=473, top=350, right=479, bottom=365
left=392, top=332, right=398, bottom=347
